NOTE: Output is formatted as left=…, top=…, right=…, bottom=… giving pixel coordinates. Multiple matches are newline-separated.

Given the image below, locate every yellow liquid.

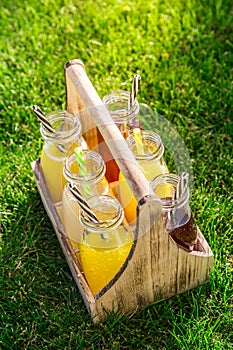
left=80, top=210, right=133, bottom=295
left=69, top=238, right=81, bottom=265
left=153, top=182, right=175, bottom=199
left=62, top=162, right=114, bottom=257
left=118, top=144, right=168, bottom=223
left=62, top=187, right=83, bottom=247
left=41, top=142, right=77, bottom=203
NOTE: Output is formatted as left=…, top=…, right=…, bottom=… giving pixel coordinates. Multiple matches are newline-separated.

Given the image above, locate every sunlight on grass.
left=1, top=0, right=232, bottom=348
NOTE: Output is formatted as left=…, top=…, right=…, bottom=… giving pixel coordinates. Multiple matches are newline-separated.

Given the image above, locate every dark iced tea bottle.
left=150, top=173, right=198, bottom=251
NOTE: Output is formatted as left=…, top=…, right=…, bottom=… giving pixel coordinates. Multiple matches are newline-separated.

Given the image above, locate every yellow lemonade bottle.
left=40, top=110, right=82, bottom=203
left=118, top=130, right=169, bottom=224
left=79, top=195, right=133, bottom=295
left=62, top=150, right=114, bottom=261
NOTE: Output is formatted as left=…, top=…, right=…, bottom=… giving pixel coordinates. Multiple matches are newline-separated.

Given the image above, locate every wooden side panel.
left=91, top=199, right=214, bottom=322
left=64, top=59, right=99, bottom=150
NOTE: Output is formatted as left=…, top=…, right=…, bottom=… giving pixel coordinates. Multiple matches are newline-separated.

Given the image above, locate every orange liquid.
left=118, top=141, right=168, bottom=223
left=97, top=129, right=120, bottom=183
left=80, top=210, right=133, bottom=295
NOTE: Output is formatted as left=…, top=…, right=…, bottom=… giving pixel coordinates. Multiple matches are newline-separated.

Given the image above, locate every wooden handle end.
left=64, top=59, right=85, bottom=70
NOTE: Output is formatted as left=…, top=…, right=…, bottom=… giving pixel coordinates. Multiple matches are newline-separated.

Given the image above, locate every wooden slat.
left=64, top=60, right=99, bottom=150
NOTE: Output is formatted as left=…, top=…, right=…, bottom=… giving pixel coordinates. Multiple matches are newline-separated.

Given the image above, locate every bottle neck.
left=127, top=130, right=165, bottom=161
left=150, top=173, right=190, bottom=210
left=40, top=110, right=82, bottom=144
left=103, top=90, right=140, bottom=126
left=63, top=150, right=106, bottom=186
left=80, top=195, right=124, bottom=233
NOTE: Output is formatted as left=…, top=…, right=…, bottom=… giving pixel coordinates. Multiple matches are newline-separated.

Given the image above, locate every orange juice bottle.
left=40, top=110, right=82, bottom=203
left=62, top=150, right=114, bottom=261
left=100, top=90, right=140, bottom=182
left=118, top=130, right=169, bottom=224
left=79, top=195, right=133, bottom=295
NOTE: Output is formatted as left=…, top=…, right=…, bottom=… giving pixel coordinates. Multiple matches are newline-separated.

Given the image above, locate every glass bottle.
left=99, top=90, right=140, bottom=183
left=62, top=150, right=114, bottom=258
left=79, top=195, right=133, bottom=295
left=102, top=90, right=140, bottom=139
left=118, top=130, right=169, bottom=224
left=150, top=173, right=198, bottom=251
left=40, top=110, right=82, bottom=203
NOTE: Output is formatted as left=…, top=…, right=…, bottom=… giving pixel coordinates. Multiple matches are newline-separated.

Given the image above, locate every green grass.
left=1, top=0, right=232, bottom=348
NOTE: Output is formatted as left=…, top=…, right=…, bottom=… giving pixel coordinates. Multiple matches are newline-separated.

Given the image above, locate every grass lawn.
left=1, top=0, right=232, bottom=349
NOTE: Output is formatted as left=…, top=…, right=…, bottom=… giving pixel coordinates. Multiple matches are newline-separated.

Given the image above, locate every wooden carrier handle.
left=64, top=59, right=161, bottom=216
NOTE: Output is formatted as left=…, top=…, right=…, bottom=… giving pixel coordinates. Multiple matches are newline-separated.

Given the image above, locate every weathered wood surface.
left=31, top=59, right=214, bottom=322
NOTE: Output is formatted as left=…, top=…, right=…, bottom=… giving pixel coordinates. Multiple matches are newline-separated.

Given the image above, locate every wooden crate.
left=31, top=59, right=214, bottom=323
